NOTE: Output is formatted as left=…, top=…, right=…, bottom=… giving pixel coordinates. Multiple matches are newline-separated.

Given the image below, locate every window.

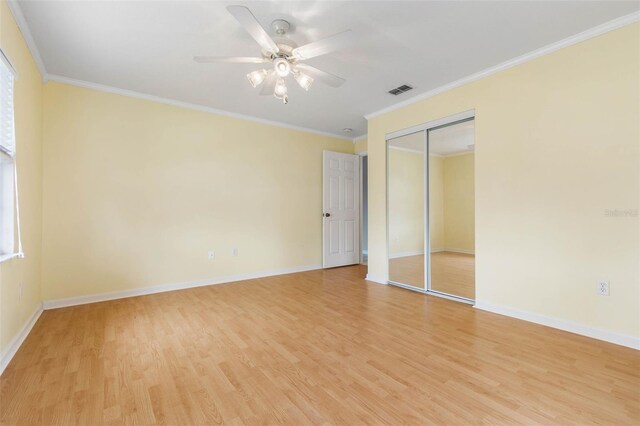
left=0, top=50, right=20, bottom=260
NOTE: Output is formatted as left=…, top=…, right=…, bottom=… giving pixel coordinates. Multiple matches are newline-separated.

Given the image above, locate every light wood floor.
left=389, top=252, right=475, bottom=299
left=431, top=251, right=475, bottom=299
left=2, top=265, right=639, bottom=425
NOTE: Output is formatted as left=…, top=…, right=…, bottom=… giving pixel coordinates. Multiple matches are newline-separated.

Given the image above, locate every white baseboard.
left=389, top=250, right=424, bottom=259
left=5, top=272, right=637, bottom=379
left=365, top=274, right=387, bottom=285
left=0, top=303, right=43, bottom=376
left=43, top=264, right=322, bottom=310
left=475, top=301, right=640, bottom=350
left=444, top=248, right=475, bottom=255
left=389, top=249, right=475, bottom=257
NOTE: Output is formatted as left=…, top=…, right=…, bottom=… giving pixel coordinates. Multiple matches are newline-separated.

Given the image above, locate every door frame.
left=322, top=150, right=360, bottom=268
left=385, top=109, right=476, bottom=305
left=358, top=152, right=368, bottom=265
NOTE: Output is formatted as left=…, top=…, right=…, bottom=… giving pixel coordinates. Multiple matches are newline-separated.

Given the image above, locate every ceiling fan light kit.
left=273, top=58, right=291, bottom=77
left=195, top=5, right=352, bottom=104
left=273, top=78, right=289, bottom=104
left=294, top=71, right=314, bottom=91
left=247, top=69, right=268, bottom=88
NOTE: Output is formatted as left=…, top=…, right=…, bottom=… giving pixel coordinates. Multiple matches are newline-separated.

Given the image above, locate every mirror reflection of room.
left=388, top=132, right=425, bottom=288
left=428, top=120, right=475, bottom=300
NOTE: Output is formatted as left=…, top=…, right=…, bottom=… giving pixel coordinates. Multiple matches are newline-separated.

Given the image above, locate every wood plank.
left=1, top=265, right=638, bottom=424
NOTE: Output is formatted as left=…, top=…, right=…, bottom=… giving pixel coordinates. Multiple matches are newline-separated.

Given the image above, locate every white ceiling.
left=16, top=1, right=640, bottom=138
left=389, top=131, right=422, bottom=152
left=430, top=120, right=474, bottom=156
left=389, top=119, right=474, bottom=156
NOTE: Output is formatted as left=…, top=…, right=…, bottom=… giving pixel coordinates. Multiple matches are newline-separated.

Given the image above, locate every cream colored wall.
left=388, top=148, right=424, bottom=256
left=354, top=138, right=367, bottom=154
left=443, top=153, right=474, bottom=251
left=428, top=155, right=444, bottom=250
left=0, top=1, right=43, bottom=355
left=388, top=152, right=467, bottom=254
left=369, top=24, right=639, bottom=339
left=41, top=82, right=353, bottom=301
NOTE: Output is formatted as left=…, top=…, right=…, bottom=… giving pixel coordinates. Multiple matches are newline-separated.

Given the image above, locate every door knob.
left=323, top=213, right=331, bottom=217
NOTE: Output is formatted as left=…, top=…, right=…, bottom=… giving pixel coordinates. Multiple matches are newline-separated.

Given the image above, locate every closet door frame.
left=386, top=129, right=427, bottom=291
left=385, top=109, right=475, bottom=305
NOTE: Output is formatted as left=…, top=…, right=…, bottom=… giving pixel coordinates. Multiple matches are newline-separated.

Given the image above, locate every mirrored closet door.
left=387, top=131, right=426, bottom=289
left=427, top=119, right=475, bottom=301
left=387, top=117, right=475, bottom=302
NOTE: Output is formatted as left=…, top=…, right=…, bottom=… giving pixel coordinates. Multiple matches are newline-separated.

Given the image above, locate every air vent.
left=388, top=84, right=413, bottom=95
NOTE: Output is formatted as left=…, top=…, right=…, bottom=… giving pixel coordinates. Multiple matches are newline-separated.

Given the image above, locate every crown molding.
left=388, top=145, right=423, bottom=154
left=388, top=148, right=474, bottom=157
left=46, top=74, right=352, bottom=141
left=6, top=0, right=49, bottom=82
left=9, top=0, right=639, bottom=132
left=364, top=11, right=640, bottom=120
left=443, top=150, right=474, bottom=158
left=7, top=0, right=345, bottom=138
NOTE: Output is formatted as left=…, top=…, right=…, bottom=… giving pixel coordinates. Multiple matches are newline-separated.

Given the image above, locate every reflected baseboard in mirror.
left=389, top=252, right=475, bottom=298
left=430, top=251, right=475, bottom=300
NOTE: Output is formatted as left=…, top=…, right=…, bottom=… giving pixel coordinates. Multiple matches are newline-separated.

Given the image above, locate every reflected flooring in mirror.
left=431, top=251, right=475, bottom=300
left=389, top=252, right=475, bottom=299
left=388, top=255, right=425, bottom=288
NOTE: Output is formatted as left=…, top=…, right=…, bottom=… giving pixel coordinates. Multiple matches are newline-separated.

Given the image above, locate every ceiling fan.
left=194, top=5, right=353, bottom=104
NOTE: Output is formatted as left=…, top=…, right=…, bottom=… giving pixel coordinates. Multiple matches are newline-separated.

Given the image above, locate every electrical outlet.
left=232, top=248, right=238, bottom=257
left=208, top=250, right=215, bottom=260
left=597, top=280, right=609, bottom=296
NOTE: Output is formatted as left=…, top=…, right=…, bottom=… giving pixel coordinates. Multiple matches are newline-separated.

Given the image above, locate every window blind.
left=0, top=49, right=22, bottom=259
left=0, top=51, right=15, bottom=157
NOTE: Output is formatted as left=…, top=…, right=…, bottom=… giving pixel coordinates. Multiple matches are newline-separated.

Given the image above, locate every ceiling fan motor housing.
left=194, top=6, right=350, bottom=103
left=271, top=19, right=291, bottom=36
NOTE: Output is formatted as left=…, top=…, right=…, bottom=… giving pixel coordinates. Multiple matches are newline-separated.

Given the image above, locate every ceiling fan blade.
left=193, top=56, right=268, bottom=64
left=227, top=5, right=279, bottom=54
left=295, top=64, right=345, bottom=88
left=292, top=30, right=354, bottom=60
left=260, top=71, right=277, bottom=95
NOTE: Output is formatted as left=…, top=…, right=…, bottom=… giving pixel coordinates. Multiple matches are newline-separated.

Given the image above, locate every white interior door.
left=323, top=151, right=360, bottom=268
